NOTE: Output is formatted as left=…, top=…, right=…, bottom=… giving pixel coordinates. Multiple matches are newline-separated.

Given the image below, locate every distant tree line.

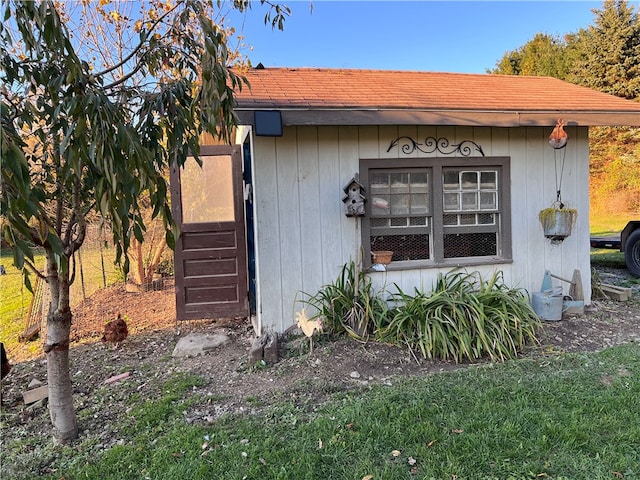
left=490, top=0, right=640, bottom=216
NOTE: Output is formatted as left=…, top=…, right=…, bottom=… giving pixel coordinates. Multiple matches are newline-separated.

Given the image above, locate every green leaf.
left=133, top=223, right=144, bottom=243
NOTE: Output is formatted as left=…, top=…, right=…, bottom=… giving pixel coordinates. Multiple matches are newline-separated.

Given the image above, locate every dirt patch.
left=1, top=267, right=639, bottom=463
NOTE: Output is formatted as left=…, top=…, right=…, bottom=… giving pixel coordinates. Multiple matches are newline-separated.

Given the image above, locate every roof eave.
left=235, top=107, right=640, bottom=127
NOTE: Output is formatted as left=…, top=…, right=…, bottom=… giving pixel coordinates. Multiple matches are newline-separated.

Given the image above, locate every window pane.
left=409, top=172, right=430, bottom=214
left=462, top=192, right=478, bottom=210
left=443, top=192, right=459, bottom=211
left=410, top=172, right=429, bottom=185
left=371, top=234, right=430, bottom=260
left=443, top=214, right=458, bottom=226
left=410, top=194, right=429, bottom=214
left=480, top=192, right=497, bottom=210
left=444, top=232, right=497, bottom=258
left=409, top=216, right=428, bottom=226
left=481, top=171, right=497, bottom=189
left=390, top=194, right=409, bottom=215
left=371, top=172, right=390, bottom=189
left=390, top=217, right=408, bottom=227
left=460, top=214, right=476, bottom=225
left=443, top=170, right=459, bottom=190
left=478, top=213, right=496, bottom=225
left=461, top=171, right=478, bottom=190
left=181, top=155, right=234, bottom=223
left=372, top=195, right=390, bottom=215
left=390, top=173, right=409, bottom=189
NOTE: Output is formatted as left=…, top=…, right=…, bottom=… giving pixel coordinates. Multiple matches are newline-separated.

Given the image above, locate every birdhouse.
left=342, top=176, right=366, bottom=217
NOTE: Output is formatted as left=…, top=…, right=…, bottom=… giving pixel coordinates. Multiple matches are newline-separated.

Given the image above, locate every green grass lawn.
left=589, top=213, right=631, bottom=237
left=0, top=258, right=34, bottom=341
left=8, top=344, right=637, bottom=480
left=0, top=249, right=121, bottom=358
left=0, top=252, right=44, bottom=358
left=588, top=212, right=634, bottom=278
left=590, top=248, right=627, bottom=270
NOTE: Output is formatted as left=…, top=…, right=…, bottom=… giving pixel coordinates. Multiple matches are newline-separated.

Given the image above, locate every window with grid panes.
left=360, top=157, right=511, bottom=267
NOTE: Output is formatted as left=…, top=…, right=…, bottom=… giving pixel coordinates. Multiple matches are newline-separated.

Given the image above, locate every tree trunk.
left=145, top=237, right=167, bottom=282
left=44, top=255, right=78, bottom=444
left=130, top=235, right=167, bottom=285
left=131, top=238, right=145, bottom=285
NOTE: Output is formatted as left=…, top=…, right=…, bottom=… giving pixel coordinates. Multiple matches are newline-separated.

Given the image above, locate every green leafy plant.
left=300, top=265, right=540, bottom=362
left=298, top=261, right=390, bottom=338
left=379, top=270, right=541, bottom=362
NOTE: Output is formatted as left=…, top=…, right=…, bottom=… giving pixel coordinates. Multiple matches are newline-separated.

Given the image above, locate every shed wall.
left=250, top=125, right=591, bottom=334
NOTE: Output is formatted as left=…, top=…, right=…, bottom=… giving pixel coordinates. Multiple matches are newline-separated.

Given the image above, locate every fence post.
left=78, top=250, right=87, bottom=301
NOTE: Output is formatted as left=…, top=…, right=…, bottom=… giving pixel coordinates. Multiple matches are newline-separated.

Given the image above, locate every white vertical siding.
left=251, top=125, right=592, bottom=333
left=317, top=127, right=344, bottom=281
left=296, top=127, right=323, bottom=299
left=252, top=136, right=283, bottom=331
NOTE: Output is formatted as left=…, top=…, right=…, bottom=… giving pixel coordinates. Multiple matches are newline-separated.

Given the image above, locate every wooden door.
left=171, top=145, right=248, bottom=320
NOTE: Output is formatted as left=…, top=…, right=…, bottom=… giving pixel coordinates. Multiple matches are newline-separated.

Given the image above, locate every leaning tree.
left=52, top=0, right=253, bottom=287
left=0, top=0, right=288, bottom=444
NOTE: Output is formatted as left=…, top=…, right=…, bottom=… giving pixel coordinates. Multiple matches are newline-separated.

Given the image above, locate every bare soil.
left=1, top=267, right=639, bottom=467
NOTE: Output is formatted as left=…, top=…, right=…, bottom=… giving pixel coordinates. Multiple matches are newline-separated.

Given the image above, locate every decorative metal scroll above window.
left=387, top=136, right=485, bottom=157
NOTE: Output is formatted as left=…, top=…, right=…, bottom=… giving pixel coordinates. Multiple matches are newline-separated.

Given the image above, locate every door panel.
left=171, top=145, right=248, bottom=320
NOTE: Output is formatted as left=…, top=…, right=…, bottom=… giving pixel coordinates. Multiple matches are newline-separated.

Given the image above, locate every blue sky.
left=229, top=0, right=603, bottom=73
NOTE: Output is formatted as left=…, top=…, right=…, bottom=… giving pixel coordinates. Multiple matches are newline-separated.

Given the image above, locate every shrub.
left=380, top=270, right=541, bottom=362
left=298, top=261, right=390, bottom=338
left=300, top=266, right=540, bottom=362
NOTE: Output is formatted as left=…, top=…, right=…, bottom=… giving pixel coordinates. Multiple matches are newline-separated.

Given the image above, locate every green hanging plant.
left=538, top=203, right=577, bottom=242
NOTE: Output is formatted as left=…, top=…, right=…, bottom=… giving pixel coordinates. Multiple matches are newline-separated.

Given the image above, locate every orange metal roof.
left=233, top=67, right=640, bottom=127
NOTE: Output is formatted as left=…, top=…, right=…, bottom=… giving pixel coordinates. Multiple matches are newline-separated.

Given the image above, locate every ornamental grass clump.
left=380, top=270, right=541, bottom=362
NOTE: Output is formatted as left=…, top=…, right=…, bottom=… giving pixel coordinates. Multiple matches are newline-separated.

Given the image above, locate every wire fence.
left=71, top=225, right=122, bottom=303
left=1, top=225, right=122, bottom=343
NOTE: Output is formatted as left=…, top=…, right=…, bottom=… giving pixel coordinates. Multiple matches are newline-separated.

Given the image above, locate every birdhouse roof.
left=233, top=67, right=640, bottom=127
left=343, top=177, right=365, bottom=193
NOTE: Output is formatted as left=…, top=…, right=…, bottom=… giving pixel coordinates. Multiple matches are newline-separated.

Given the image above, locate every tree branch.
left=92, top=0, right=183, bottom=80
left=22, top=257, right=47, bottom=281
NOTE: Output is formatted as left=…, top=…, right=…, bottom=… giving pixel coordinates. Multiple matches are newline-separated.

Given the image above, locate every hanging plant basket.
left=538, top=206, right=577, bottom=242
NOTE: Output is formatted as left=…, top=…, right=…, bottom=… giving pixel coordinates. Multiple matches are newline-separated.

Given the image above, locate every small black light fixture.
left=254, top=110, right=283, bottom=137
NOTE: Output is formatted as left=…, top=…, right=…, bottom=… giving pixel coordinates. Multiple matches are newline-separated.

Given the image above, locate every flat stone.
left=172, top=333, right=231, bottom=357
left=22, top=384, right=48, bottom=404
left=27, top=378, right=43, bottom=389
left=26, top=398, right=47, bottom=411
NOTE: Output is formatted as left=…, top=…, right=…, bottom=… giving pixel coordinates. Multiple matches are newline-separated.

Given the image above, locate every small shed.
left=170, top=67, right=640, bottom=334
